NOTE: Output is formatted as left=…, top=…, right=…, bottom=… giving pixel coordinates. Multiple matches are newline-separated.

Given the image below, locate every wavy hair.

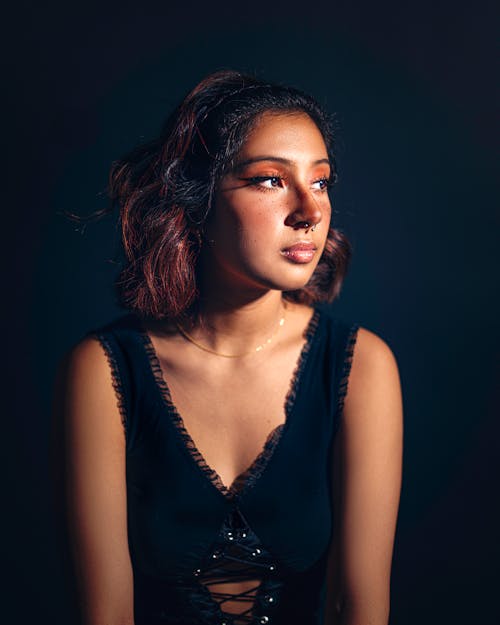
left=108, top=69, right=351, bottom=319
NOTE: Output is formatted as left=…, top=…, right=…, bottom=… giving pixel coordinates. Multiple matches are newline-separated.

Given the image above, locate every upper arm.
left=53, top=337, right=134, bottom=625
left=325, top=327, right=403, bottom=625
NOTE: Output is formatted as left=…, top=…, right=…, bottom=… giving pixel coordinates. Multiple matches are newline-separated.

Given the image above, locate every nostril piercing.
left=299, top=221, right=317, bottom=231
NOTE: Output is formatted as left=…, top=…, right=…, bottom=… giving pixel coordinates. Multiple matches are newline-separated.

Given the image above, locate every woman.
left=56, top=70, right=403, bottom=625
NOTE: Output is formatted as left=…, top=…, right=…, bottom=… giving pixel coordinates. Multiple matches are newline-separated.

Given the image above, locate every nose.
left=284, top=185, right=323, bottom=231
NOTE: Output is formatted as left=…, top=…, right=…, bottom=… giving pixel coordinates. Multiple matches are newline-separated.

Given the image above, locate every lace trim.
left=336, top=323, right=360, bottom=416
left=284, top=308, right=320, bottom=417
left=140, top=332, right=232, bottom=497
left=229, top=424, right=284, bottom=496
left=90, top=332, right=128, bottom=433
left=236, top=308, right=321, bottom=498
left=139, top=307, right=321, bottom=502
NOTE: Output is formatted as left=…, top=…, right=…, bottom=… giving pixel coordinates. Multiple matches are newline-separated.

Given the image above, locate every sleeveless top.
left=88, top=305, right=359, bottom=625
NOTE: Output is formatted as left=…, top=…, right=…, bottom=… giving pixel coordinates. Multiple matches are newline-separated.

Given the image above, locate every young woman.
left=55, top=70, right=403, bottom=625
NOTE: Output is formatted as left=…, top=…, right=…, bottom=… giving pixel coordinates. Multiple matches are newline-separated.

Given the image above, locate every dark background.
left=2, top=1, right=498, bottom=623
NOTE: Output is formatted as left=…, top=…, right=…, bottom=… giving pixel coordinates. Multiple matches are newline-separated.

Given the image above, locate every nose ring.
left=303, top=222, right=317, bottom=232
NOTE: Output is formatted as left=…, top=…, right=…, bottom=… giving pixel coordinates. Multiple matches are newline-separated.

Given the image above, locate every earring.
left=311, top=224, right=317, bottom=232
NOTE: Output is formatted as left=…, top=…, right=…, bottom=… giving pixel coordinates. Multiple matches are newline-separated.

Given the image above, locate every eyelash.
left=243, top=175, right=332, bottom=192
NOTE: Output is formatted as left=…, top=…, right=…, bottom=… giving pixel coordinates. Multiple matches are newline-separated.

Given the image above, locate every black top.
left=88, top=305, right=359, bottom=625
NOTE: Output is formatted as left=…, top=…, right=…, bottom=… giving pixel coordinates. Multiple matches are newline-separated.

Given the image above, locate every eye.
left=243, top=176, right=284, bottom=189
left=312, top=177, right=331, bottom=191
left=263, top=176, right=282, bottom=188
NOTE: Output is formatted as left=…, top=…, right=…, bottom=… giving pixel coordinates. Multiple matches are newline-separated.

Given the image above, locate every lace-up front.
left=89, top=306, right=359, bottom=625
left=193, top=507, right=281, bottom=624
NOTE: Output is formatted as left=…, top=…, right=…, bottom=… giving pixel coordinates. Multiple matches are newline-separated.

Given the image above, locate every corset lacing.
left=194, top=507, right=281, bottom=625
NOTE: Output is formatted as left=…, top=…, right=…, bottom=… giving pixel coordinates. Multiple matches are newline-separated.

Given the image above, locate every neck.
left=189, top=289, right=286, bottom=355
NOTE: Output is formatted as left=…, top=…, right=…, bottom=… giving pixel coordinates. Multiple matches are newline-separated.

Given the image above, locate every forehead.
left=238, top=111, right=328, bottom=160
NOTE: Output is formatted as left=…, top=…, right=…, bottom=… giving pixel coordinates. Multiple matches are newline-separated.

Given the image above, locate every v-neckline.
left=139, top=307, right=321, bottom=502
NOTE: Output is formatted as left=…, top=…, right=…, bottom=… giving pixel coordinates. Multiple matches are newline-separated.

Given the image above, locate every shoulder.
left=56, top=314, right=140, bottom=402
left=67, top=334, right=110, bottom=366
left=344, top=326, right=403, bottom=429
left=351, top=326, right=399, bottom=375
left=53, top=335, right=126, bottom=451
left=59, top=314, right=142, bottom=381
left=55, top=336, right=118, bottom=408
left=317, top=307, right=398, bottom=374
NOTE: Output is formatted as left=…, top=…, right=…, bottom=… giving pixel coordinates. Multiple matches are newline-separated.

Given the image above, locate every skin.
left=54, top=111, right=403, bottom=625
left=202, top=110, right=331, bottom=298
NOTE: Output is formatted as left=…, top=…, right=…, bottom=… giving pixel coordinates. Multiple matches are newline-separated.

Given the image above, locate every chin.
left=225, top=258, right=319, bottom=293
left=279, top=263, right=319, bottom=289
left=256, top=269, right=317, bottom=293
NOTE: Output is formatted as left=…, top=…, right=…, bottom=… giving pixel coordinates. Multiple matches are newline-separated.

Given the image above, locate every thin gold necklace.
left=176, top=303, right=287, bottom=358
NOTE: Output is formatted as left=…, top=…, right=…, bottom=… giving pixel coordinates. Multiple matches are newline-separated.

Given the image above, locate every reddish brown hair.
left=109, top=70, right=352, bottom=320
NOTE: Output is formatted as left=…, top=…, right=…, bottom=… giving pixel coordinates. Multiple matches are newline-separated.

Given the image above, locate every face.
left=204, top=111, right=332, bottom=294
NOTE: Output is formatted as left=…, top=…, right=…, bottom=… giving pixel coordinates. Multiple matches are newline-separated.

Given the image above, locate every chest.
left=153, top=346, right=305, bottom=491
left=125, top=316, right=337, bottom=586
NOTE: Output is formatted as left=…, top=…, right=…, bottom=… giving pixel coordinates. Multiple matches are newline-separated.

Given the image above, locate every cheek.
left=218, top=196, right=283, bottom=241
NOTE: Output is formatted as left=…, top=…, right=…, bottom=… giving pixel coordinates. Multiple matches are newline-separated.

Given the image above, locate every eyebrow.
left=234, top=156, right=330, bottom=170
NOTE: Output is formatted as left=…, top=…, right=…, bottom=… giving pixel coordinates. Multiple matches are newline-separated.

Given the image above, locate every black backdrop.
left=2, top=1, right=498, bottom=624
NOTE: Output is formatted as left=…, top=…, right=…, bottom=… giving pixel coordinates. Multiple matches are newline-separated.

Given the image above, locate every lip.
left=281, top=241, right=317, bottom=264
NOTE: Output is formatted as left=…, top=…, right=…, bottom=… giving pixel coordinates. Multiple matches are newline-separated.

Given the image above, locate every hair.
left=108, top=69, right=352, bottom=320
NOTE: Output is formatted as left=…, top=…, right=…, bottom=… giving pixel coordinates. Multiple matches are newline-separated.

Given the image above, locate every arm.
left=324, top=328, right=403, bottom=625
left=53, top=337, right=135, bottom=625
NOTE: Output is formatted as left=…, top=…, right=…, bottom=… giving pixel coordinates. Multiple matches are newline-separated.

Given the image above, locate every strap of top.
left=85, top=314, right=144, bottom=450
left=323, top=309, right=360, bottom=436
left=86, top=308, right=360, bottom=452
left=336, top=320, right=360, bottom=418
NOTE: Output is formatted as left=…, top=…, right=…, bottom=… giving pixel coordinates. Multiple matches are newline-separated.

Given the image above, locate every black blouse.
left=89, top=305, right=359, bottom=625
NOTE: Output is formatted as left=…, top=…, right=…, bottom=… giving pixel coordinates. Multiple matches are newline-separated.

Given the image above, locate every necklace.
left=176, top=303, right=287, bottom=358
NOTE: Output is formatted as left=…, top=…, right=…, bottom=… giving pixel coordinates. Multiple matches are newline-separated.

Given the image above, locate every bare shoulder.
left=54, top=335, right=124, bottom=443
left=352, top=326, right=399, bottom=371
left=62, top=335, right=111, bottom=376
left=350, top=326, right=400, bottom=387
left=56, top=335, right=116, bottom=397
left=344, top=326, right=403, bottom=427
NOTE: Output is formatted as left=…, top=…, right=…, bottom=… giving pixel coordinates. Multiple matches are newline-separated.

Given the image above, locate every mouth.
left=281, top=242, right=317, bottom=264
